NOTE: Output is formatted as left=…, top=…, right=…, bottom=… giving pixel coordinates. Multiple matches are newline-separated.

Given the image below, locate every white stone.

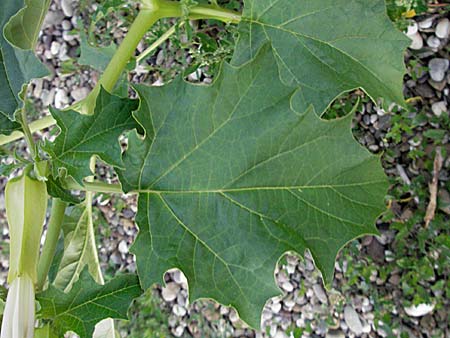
left=408, top=32, right=423, bottom=50
left=270, top=301, right=282, bottom=313
left=50, top=41, right=61, bottom=55
left=161, top=282, right=180, bottom=302
left=172, top=304, right=187, bottom=317
left=274, top=332, right=288, bottom=338
left=404, top=303, right=435, bottom=317
left=54, top=89, right=69, bottom=109
left=418, top=17, right=433, bottom=29
left=173, top=325, right=185, bottom=337
left=436, top=18, right=450, bottom=39
left=281, top=281, right=294, bottom=293
left=71, top=87, right=90, bottom=101
left=344, top=305, right=364, bottom=336
left=432, top=101, right=447, bottom=117
left=406, top=21, right=418, bottom=36
left=61, top=0, right=74, bottom=17
left=118, top=240, right=128, bottom=254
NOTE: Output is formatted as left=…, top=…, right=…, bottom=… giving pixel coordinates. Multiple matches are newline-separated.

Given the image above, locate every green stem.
left=18, top=108, right=38, bottom=161
left=0, top=115, right=56, bottom=147
left=37, top=198, right=67, bottom=291
left=137, top=22, right=184, bottom=63
left=65, top=179, right=125, bottom=194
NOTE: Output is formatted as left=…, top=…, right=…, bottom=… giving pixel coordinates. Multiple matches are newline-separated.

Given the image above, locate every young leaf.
left=0, top=0, right=49, bottom=122
left=233, top=0, right=409, bottom=114
left=43, top=88, right=139, bottom=185
left=78, top=31, right=117, bottom=72
left=53, top=204, right=102, bottom=292
left=3, top=0, right=51, bottom=50
left=118, top=46, right=388, bottom=327
left=37, top=269, right=142, bottom=338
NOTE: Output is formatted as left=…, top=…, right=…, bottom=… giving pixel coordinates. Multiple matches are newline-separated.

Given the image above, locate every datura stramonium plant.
left=1, top=173, right=47, bottom=338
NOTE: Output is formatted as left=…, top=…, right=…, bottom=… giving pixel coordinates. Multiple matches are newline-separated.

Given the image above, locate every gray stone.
left=344, top=305, right=364, bottom=336
left=71, top=87, right=90, bottom=102
left=429, top=58, right=449, bottom=82
left=426, top=36, right=441, bottom=49
left=61, top=0, right=74, bottom=17
left=313, top=284, right=327, bottom=304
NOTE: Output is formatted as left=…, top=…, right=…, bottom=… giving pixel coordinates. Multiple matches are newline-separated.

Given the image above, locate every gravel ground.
left=0, top=1, right=449, bottom=338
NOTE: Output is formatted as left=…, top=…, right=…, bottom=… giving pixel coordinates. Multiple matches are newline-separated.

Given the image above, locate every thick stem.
left=78, top=9, right=164, bottom=115
left=36, top=198, right=67, bottom=291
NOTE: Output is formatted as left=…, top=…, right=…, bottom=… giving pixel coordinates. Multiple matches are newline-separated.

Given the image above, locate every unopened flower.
left=0, top=275, right=35, bottom=338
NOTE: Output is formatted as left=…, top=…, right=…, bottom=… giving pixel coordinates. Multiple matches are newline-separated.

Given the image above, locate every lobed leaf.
left=37, top=269, right=142, bottom=338
left=43, top=88, right=139, bottom=185
left=118, top=46, right=388, bottom=327
left=233, top=0, right=409, bottom=114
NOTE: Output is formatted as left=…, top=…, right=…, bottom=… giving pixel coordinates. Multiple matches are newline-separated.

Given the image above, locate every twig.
left=424, top=147, right=443, bottom=227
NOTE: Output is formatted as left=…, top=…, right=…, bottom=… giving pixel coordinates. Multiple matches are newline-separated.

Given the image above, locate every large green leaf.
left=3, top=0, right=51, bottom=50
left=233, top=0, right=408, bottom=114
left=118, top=46, right=388, bottom=327
left=43, top=88, right=139, bottom=185
left=0, top=0, right=49, bottom=122
left=37, top=269, right=142, bottom=338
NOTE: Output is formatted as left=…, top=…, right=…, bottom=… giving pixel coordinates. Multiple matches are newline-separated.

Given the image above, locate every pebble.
left=270, top=301, right=282, bottom=314
left=313, top=284, right=327, bottom=304
left=436, top=18, right=450, bottom=39
left=344, top=305, right=364, bottom=336
left=428, top=58, right=449, bottom=82
left=426, top=36, right=441, bottom=49
left=431, top=101, right=447, bottom=117
left=61, top=0, right=74, bottom=17
left=161, top=282, right=180, bottom=302
left=50, top=41, right=61, bottom=55
left=118, top=240, right=128, bottom=254
left=71, top=87, right=90, bottom=101
left=404, top=303, right=435, bottom=317
left=408, top=32, right=423, bottom=50
left=281, top=281, right=294, bottom=293
left=418, top=17, right=433, bottom=30
left=406, top=21, right=418, bottom=36
left=173, top=304, right=187, bottom=317
left=61, top=20, right=72, bottom=30
left=54, top=89, right=69, bottom=109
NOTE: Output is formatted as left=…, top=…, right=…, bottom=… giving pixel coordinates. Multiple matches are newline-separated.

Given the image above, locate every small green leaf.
left=0, top=0, right=49, bottom=121
left=4, top=0, right=51, bottom=50
left=119, top=46, right=388, bottom=327
left=233, top=0, right=408, bottom=114
left=43, top=88, right=139, bottom=185
left=37, top=269, right=142, bottom=338
left=46, top=175, right=83, bottom=204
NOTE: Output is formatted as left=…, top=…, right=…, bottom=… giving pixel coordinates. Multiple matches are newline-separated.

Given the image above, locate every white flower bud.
left=0, top=275, right=35, bottom=338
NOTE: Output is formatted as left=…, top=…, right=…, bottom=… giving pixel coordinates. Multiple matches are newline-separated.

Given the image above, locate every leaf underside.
left=0, top=0, right=49, bottom=123
left=119, top=46, right=388, bottom=327
left=4, top=0, right=52, bottom=50
left=37, top=269, right=142, bottom=338
left=233, top=0, right=409, bottom=115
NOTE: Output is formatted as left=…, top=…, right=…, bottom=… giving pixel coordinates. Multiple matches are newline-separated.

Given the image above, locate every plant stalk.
left=18, top=108, right=39, bottom=161
left=0, top=115, right=55, bottom=147
left=36, top=198, right=67, bottom=291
